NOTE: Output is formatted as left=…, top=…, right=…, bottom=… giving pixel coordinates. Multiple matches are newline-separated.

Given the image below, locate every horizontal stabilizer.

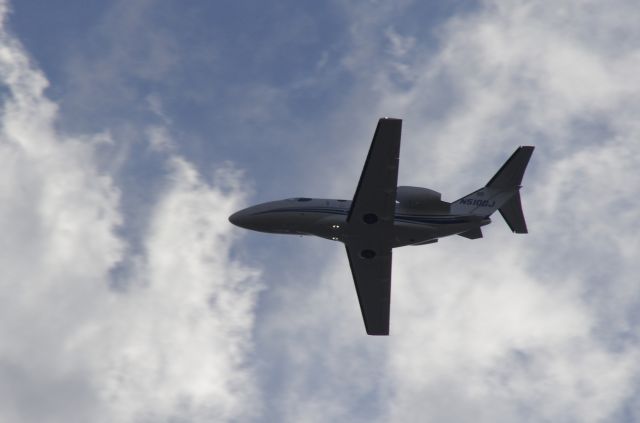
left=458, top=227, right=483, bottom=239
left=499, top=191, right=528, bottom=233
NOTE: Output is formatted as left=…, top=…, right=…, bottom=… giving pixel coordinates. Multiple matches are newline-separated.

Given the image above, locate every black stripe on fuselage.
left=253, top=207, right=472, bottom=225
left=253, top=207, right=348, bottom=216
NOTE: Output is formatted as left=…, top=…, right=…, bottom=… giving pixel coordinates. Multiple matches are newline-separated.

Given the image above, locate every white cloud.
left=0, top=2, right=260, bottom=422
left=258, top=0, right=640, bottom=422
left=91, top=157, right=261, bottom=422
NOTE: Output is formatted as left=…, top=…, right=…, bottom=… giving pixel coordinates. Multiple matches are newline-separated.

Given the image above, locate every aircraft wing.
left=345, top=243, right=392, bottom=335
left=347, top=118, right=402, bottom=227
left=344, top=118, right=402, bottom=335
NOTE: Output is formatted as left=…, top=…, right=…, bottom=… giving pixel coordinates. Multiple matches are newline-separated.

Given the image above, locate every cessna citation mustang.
left=229, top=118, right=534, bottom=335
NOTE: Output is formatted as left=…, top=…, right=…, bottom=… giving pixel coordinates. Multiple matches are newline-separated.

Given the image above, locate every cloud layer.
left=3, top=0, right=640, bottom=422
left=256, top=1, right=640, bottom=422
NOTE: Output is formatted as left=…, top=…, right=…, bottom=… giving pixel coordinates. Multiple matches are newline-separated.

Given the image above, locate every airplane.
left=229, top=118, right=534, bottom=335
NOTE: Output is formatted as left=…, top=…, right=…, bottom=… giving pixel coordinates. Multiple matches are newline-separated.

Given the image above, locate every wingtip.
left=366, top=330, right=390, bottom=336
left=365, top=322, right=390, bottom=336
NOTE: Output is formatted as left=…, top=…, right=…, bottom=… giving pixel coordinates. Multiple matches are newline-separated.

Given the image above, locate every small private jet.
left=229, top=118, right=534, bottom=335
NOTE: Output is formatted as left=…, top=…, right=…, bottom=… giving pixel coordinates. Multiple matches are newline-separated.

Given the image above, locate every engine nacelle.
left=396, top=186, right=450, bottom=214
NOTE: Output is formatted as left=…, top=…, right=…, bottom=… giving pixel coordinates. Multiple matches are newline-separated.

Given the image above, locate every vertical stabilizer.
left=486, top=146, right=535, bottom=189
left=451, top=147, right=534, bottom=234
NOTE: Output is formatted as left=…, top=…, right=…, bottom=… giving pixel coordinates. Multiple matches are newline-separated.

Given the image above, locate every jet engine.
left=396, top=186, right=450, bottom=214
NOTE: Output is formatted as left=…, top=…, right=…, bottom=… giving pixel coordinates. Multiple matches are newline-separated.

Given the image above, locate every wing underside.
left=347, top=118, right=402, bottom=226
left=345, top=118, right=402, bottom=335
left=345, top=244, right=392, bottom=335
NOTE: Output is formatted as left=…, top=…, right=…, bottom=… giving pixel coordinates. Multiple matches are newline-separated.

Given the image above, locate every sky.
left=1, top=0, right=640, bottom=422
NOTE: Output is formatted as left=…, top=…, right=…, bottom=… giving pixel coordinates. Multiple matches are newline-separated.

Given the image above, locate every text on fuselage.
left=458, top=198, right=496, bottom=207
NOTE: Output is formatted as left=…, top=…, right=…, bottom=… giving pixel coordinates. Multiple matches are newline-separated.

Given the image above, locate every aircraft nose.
left=229, top=208, right=258, bottom=229
left=228, top=210, right=246, bottom=227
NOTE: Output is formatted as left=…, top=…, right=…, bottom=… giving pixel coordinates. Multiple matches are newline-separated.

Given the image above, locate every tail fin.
left=451, top=147, right=534, bottom=233
left=486, top=146, right=535, bottom=190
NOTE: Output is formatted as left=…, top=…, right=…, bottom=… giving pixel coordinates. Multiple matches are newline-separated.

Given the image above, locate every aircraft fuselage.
left=229, top=197, right=490, bottom=248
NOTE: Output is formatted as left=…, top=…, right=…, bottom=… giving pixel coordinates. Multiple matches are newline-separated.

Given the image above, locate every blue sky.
left=1, top=0, right=640, bottom=422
